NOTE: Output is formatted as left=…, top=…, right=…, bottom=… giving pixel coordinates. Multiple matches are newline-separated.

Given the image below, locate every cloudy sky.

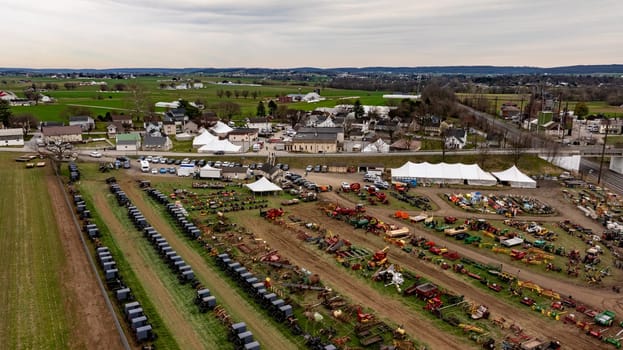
left=2, top=0, right=621, bottom=68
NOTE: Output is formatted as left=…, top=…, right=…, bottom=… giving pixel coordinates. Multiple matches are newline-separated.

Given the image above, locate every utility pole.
left=598, top=117, right=610, bottom=185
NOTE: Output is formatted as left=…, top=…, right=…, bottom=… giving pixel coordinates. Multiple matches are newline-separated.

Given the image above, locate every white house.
left=444, top=128, right=468, bottom=149
left=116, top=133, right=141, bottom=151
left=0, top=128, right=24, bottom=146
left=69, top=116, right=95, bottom=131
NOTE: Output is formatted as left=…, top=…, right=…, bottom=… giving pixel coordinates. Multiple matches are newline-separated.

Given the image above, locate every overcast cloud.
left=1, top=0, right=621, bottom=68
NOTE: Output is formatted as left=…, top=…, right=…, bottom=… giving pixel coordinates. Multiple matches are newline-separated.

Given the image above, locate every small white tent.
left=245, top=177, right=282, bottom=194
left=199, top=164, right=222, bottom=179
left=210, top=121, right=233, bottom=137
left=491, top=166, right=537, bottom=188
left=363, top=139, right=390, bottom=153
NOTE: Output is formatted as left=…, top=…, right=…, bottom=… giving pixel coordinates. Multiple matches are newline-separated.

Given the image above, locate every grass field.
left=457, top=93, right=623, bottom=118
left=4, top=76, right=389, bottom=123
left=0, top=154, right=71, bottom=349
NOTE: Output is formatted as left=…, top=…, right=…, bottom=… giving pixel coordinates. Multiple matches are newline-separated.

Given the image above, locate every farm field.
left=4, top=76, right=389, bottom=123
left=457, top=93, right=623, bottom=117
left=0, top=153, right=122, bottom=350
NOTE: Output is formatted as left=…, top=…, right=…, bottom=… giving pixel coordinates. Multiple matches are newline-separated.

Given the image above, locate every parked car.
left=214, top=151, right=225, bottom=155
left=151, top=168, right=158, bottom=174
left=306, top=165, right=313, bottom=172
left=282, top=164, right=290, bottom=171
left=89, top=151, right=102, bottom=158
left=168, top=167, right=176, bottom=174
left=374, top=179, right=390, bottom=189
left=313, top=165, right=321, bottom=172
left=159, top=167, right=167, bottom=174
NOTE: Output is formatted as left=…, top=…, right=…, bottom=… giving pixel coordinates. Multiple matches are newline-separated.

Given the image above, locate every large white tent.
left=197, top=139, right=241, bottom=153
left=245, top=177, right=282, bottom=194
left=199, top=164, right=222, bottom=179
left=491, top=166, right=537, bottom=188
left=391, top=161, right=497, bottom=186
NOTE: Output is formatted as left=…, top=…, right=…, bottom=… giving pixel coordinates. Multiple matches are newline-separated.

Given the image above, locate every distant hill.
left=1, top=65, right=622, bottom=75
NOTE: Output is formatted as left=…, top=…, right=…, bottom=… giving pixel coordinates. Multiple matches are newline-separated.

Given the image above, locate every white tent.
left=363, top=139, right=390, bottom=153
left=391, top=161, right=497, bottom=186
left=491, top=166, right=537, bottom=188
left=210, top=121, right=233, bottom=136
left=199, top=164, right=222, bottom=179
left=192, top=130, right=217, bottom=148
left=245, top=177, right=282, bottom=194
left=197, top=139, right=241, bottom=153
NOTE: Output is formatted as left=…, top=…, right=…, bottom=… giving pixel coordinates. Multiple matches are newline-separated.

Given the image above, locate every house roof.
left=248, top=117, right=269, bottom=124
left=117, top=139, right=138, bottom=145
left=292, top=133, right=337, bottom=142
left=297, top=127, right=342, bottom=134
left=42, top=125, right=82, bottom=136
left=445, top=128, right=466, bottom=139
left=69, top=116, right=93, bottom=122
left=0, top=128, right=23, bottom=137
left=111, top=115, right=132, bottom=122
left=228, top=128, right=259, bottom=135
left=116, top=133, right=140, bottom=142
left=143, top=135, right=168, bottom=147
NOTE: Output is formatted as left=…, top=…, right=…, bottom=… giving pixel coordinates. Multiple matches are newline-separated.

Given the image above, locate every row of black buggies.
left=67, top=166, right=156, bottom=345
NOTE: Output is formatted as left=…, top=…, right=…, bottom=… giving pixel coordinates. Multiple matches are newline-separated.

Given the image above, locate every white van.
left=252, top=144, right=261, bottom=152
left=140, top=160, right=150, bottom=173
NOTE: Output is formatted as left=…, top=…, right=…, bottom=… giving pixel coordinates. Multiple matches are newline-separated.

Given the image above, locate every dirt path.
left=121, top=180, right=297, bottom=350
left=275, top=199, right=602, bottom=349
left=46, top=169, right=125, bottom=350
left=243, top=216, right=464, bottom=349
left=90, top=187, right=204, bottom=350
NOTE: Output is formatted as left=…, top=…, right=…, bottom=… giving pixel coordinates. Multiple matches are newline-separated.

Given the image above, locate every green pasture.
left=0, top=154, right=70, bottom=349
left=5, top=76, right=391, bottom=123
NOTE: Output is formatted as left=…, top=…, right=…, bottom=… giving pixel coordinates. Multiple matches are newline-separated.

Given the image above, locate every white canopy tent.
left=197, top=139, right=242, bottom=153
left=491, top=166, right=537, bottom=188
left=192, top=130, right=217, bottom=148
left=210, top=121, right=233, bottom=136
left=199, top=164, right=222, bottom=179
left=391, top=161, right=497, bottom=186
left=362, top=139, right=390, bottom=153
left=245, top=177, right=282, bottom=194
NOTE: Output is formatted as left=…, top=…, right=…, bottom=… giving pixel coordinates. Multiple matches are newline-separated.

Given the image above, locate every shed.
left=0, top=128, right=25, bottom=146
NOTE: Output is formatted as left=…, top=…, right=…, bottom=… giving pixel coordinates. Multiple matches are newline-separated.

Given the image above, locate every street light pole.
left=598, top=117, right=610, bottom=185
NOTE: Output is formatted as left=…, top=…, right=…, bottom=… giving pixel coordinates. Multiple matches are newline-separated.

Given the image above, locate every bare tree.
left=225, top=90, right=232, bottom=99
left=126, top=83, right=150, bottom=122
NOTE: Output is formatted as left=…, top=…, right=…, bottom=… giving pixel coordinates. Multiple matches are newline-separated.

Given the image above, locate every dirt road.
left=46, top=170, right=125, bottom=350
left=90, top=186, right=205, bottom=350
left=121, top=180, right=298, bottom=350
